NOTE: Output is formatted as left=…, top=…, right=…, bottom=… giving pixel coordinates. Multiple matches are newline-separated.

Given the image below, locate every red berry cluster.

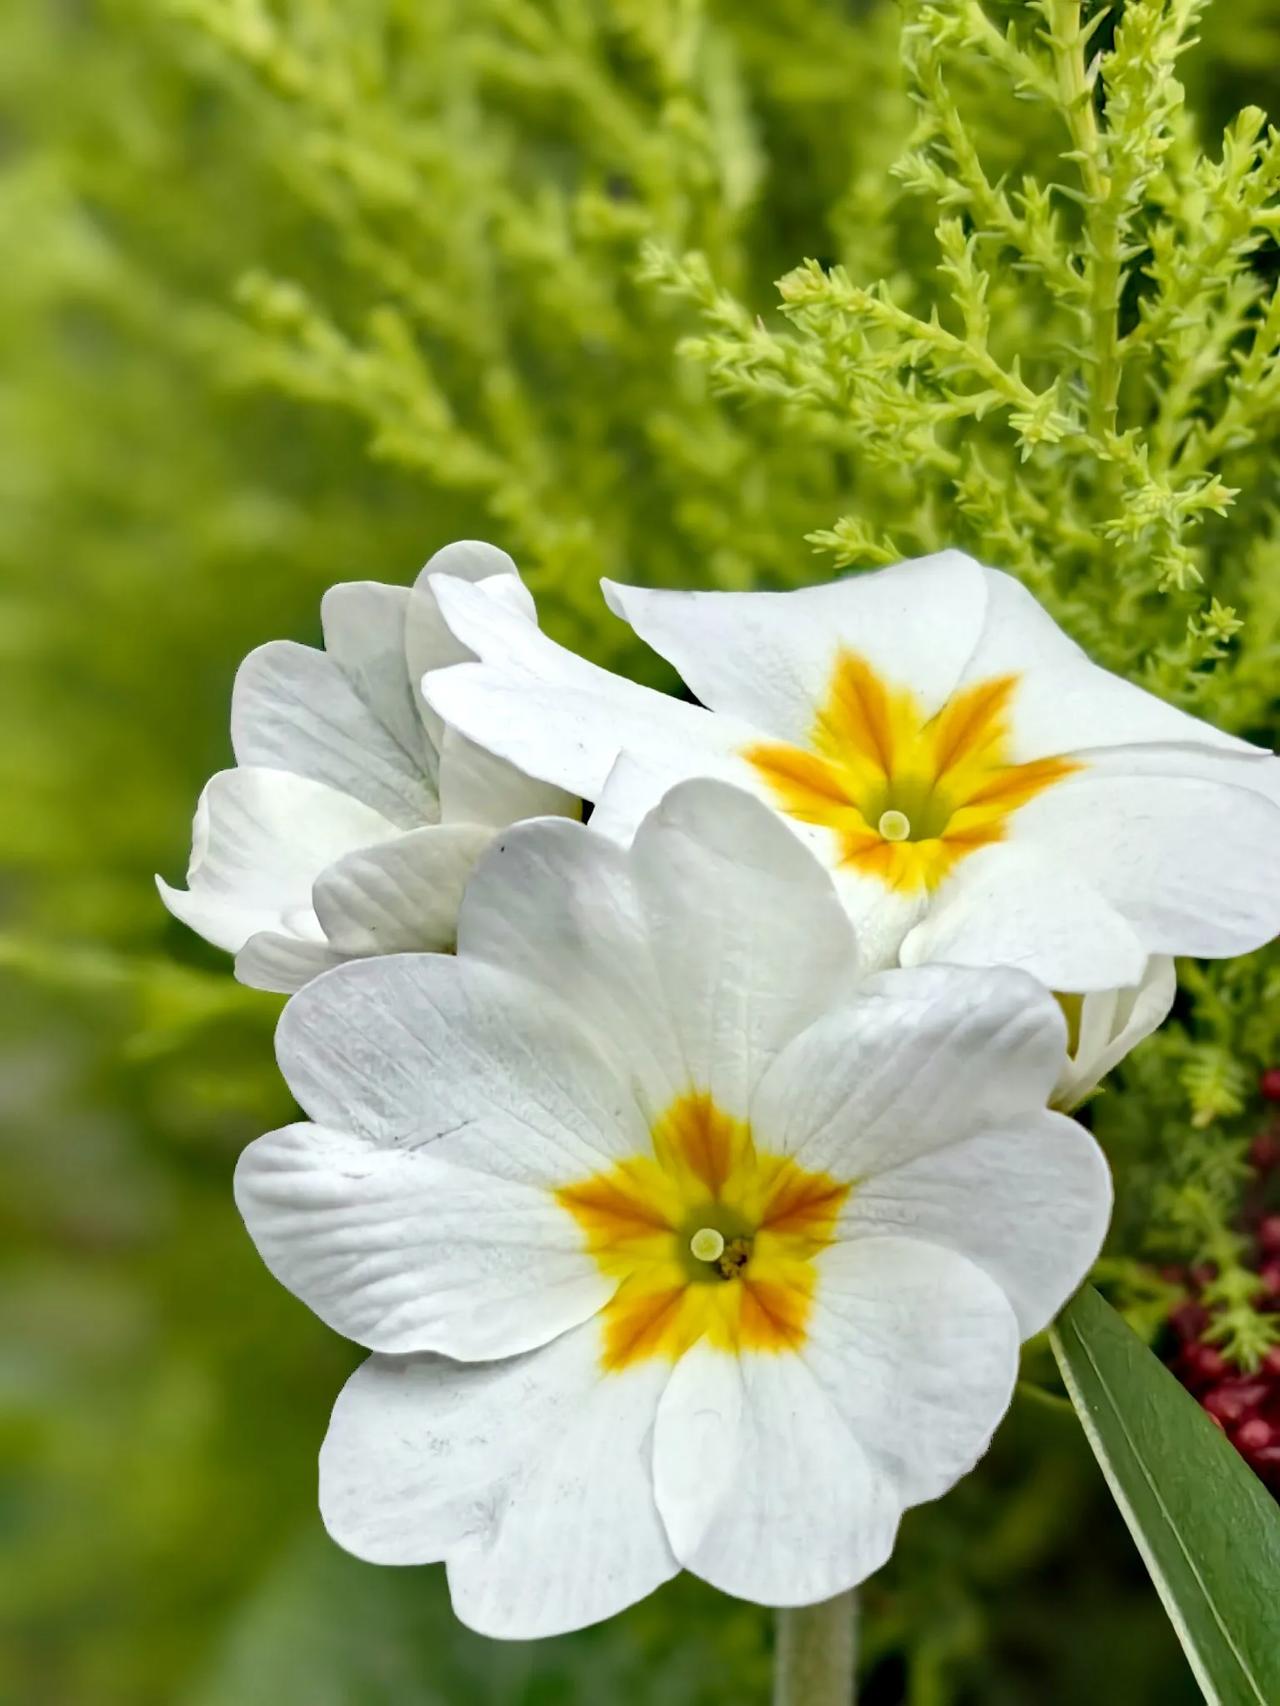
left=1165, top=1070, right=1280, bottom=1494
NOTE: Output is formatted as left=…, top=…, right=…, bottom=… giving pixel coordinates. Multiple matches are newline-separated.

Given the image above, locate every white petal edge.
left=320, top=1330, right=678, bottom=1638
left=235, top=1122, right=611, bottom=1357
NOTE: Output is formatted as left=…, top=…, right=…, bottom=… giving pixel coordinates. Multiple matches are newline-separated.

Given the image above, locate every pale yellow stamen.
left=690, top=1226, right=726, bottom=1263
left=878, top=808, right=911, bottom=842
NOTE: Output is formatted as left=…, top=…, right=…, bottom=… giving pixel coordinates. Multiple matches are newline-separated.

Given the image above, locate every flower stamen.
left=690, top=1226, right=726, bottom=1264
left=878, top=808, right=911, bottom=842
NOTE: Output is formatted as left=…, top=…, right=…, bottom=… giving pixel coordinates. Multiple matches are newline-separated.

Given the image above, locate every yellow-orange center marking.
left=745, top=652, right=1079, bottom=893
left=556, top=1091, right=849, bottom=1372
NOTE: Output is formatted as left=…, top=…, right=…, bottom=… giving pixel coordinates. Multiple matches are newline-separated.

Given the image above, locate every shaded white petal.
left=654, top=1341, right=900, bottom=1606
left=751, top=965, right=1066, bottom=1176
left=321, top=1332, right=677, bottom=1637
left=232, top=637, right=436, bottom=828
left=603, top=549, right=987, bottom=741
left=840, top=1112, right=1112, bottom=1337
left=312, top=824, right=494, bottom=955
left=424, top=574, right=757, bottom=803
left=235, top=1122, right=610, bottom=1358
left=407, top=542, right=537, bottom=751
left=630, top=781, right=863, bottom=1117
left=437, top=725, right=579, bottom=828
left=801, top=1238, right=1020, bottom=1507
left=320, top=581, right=434, bottom=769
left=1054, top=955, right=1177, bottom=1109
left=456, top=817, right=683, bottom=1115
left=157, top=767, right=396, bottom=953
left=899, top=843, right=1148, bottom=992
left=275, top=953, right=648, bottom=1180
left=963, top=567, right=1259, bottom=761
left=235, top=931, right=345, bottom=994
left=1011, top=773, right=1280, bottom=958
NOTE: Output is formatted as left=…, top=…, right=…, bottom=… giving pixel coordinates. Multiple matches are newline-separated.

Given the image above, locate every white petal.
left=157, top=767, right=397, bottom=953
left=1054, top=955, right=1177, bottom=1109
left=630, top=781, right=863, bottom=1116
left=235, top=931, right=345, bottom=994
left=841, top=1112, right=1112, bottom=1337
left=1011, top=773, right=1280, bottom=958
left=235, top=1122, right=610, bottom=1357
left=275, top=953, right=648, bottom=1181
left=963, top=567, right=1259, bottom=760
left=320, top=582, right=435, bottom=770
left=232, top=638, right=436, bottom=829
left=654, top=1341, right=900, bottom=1606
left=312, top=824, right=494, bottom=955
left=320, top=1331, right=677, bottom=1637
left=456, top=817, right=684, bottom=1115
left=899, top=843, right=1149, bottom=991
left=407, top=542, right=537, bottom=752
left=603, top=549, right=987, bottom=742
left=437, top=726, right=579, bottom=828
left=424, top=574, right=758, bottom=802
left=751, top=965, right=1067, bottom=1177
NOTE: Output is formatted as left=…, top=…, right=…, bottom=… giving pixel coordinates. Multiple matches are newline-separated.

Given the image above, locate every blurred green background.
left=5, top=0, right=1280, bottom=1700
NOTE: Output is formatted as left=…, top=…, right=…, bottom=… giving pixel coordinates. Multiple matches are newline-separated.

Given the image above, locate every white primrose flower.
left=157, top=541, right=574, bottom=992
left=423, top=549, right=1280, bottom=988
left=1052, top=955, right=1177, bottom=1111
left=235, top=780, right=1111, bottom=1638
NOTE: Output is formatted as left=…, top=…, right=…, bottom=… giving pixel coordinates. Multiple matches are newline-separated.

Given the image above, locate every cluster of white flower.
left=161, top=543, right=1280, bottom=1638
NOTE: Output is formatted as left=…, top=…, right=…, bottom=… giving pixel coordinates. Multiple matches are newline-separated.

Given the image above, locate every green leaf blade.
left=1051, top=1286, right=1280, bottom=1706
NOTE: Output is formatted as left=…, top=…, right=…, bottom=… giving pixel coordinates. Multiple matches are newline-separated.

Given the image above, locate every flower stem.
left=772, top=1590, right=858, bottom=1706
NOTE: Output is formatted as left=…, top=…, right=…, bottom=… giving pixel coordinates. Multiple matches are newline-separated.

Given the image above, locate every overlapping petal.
left=160, top=540, right=576, bottom=992
left=427, top=549, right=1280, bottom=985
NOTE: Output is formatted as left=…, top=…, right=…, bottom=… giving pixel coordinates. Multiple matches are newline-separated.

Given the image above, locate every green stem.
left=772, top=1590, right=858, bottom=1706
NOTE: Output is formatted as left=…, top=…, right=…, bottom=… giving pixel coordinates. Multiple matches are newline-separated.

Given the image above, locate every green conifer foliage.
left=3, top=2, right=1278, bottom=1701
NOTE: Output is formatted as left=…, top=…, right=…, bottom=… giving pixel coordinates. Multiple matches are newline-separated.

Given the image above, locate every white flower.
left=423, top=550, right=1280, bottom=988
left=235, top=780, right=1111, bottom=1638
left=1052, top=955, right=1177, bottom=1111
left=157, top=541, right=574, bottom=992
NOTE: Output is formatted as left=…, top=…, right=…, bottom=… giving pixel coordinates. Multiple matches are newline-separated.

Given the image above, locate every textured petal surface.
left=312, top=824, right=494, bottom=955
left=456, top=817, right=683, bottom=1115
left=653, top=1339, right=900, bottom=1606
left=234, top=931, right=346, bottom=994
left=437, top=725, right=579, bottom=828
left=320, top=581, right=434, bottom=769
left=840, top=1112, right=1112, bottom=1337
left=275, top=953, right=647, bottom=1180
left=963, top=567, right=1259, bottom=760
left=1010, top=774, right=1280, bottom=957
left=320, top=1331, right=676, bottom=1637
left=629, top=781, right=863, bottom=1117
left=751, top=965, right=1067, bottom=1176
left=603, top=549, right=987, bottom=742
left=232, top=637, right=436, bottom=828
left=900, top=843, right=1148, bottom=991
left=236, top=1122, right=610, bottom=1357
left=424, top=574, right=756, bottom=803
left=157, top=767, right=396, bottom=953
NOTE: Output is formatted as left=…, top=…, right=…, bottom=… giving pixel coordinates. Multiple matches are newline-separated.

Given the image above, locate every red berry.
left=1258, top=1259, right=1280, bottom=1302
left=1184, top=1341, right=1227, bottom=1383
left=1236, top=1416, right=1274, bottom=1454
left=1249, top=1130, right=1280, bottom=1172
left=1262, top=1345, right=1280, bottom=1378
left=1260, top=1068, right=1280, bottom=1103
left=1170, top=1302, right=1209, bottom=1342
left=1260, top=1216, right=1280, bottom=1256
left=1204, top=1380, right=1268, bottom=1424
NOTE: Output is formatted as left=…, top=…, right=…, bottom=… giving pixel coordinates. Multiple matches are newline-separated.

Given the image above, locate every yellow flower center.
left=556, top=1091, right=850, bottom=1372
left=745, top=652, right=1079, bottom=892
